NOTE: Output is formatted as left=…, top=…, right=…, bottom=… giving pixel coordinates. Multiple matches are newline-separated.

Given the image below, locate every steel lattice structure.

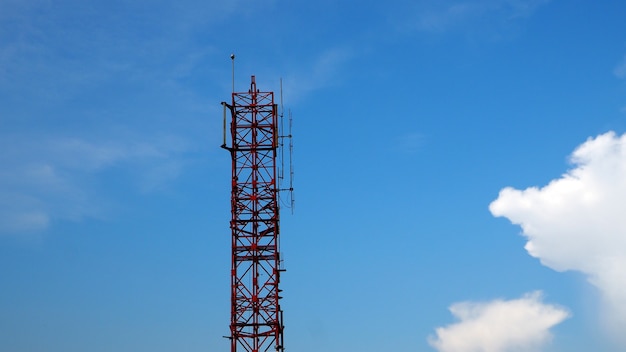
left=221, top=76, right=285, bottom=352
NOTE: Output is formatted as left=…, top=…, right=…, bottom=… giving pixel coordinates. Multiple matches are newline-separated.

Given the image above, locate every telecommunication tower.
left=221, top=58, right=292, bottom=352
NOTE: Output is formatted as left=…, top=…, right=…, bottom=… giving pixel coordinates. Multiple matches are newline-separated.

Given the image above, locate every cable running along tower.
left=221, top=62, right=293, bottom=352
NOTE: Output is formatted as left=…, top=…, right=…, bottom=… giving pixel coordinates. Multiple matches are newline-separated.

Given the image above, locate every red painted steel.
left=222, top=76, right=285, bottom=352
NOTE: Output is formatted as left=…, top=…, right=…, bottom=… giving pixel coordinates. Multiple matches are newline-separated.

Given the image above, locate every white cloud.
left=490, top=131, right=626, bottom=343
left=429, top=291, right=569, bottom=352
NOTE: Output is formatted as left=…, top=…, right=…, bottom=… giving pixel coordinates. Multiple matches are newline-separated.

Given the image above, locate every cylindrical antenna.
left=280, top=78, right=284, bottom=118
left=230, top=53, right=235, bottom=92
left=222, top=102, right=227, bottom=147
left=279, top=78, right=285, bottom=181
left=288, top=109, right=295, bottom=212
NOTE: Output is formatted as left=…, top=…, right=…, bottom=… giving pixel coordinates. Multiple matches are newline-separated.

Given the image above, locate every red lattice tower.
left=221, top=75, right=285, bottom=352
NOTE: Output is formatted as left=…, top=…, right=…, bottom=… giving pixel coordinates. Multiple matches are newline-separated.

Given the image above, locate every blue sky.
left=2, top=1, right=626, bottom=351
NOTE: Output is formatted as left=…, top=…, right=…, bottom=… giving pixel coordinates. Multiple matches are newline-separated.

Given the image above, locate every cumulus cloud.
left=429, top=291, right=569, bottom=352
left=490, top=131, right=626, bottom=341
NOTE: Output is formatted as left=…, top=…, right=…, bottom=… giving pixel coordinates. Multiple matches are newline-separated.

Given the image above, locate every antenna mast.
left=231, top=53, right=235, bottom=92
left=221, top=64, right=290, bottom=352
left=278, top=79, right=295, bottom=212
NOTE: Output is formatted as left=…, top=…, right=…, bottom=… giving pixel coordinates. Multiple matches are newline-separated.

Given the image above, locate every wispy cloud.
left=0, top=134, right=190, bottom=234
left=281, top=46, right=355, bottom=104
left=0, top=0, right=262, bottom=98
left=393, top=132, right=425, bottom=154
left=404, top=0, right=550, bottom=34
left=614, top=55, right=626, bottom=79
left=490, top=131, right=626, bottom=345
left=503, top=0, right=552, bottom=19
left=429, top=291, right=569, bottom=352
left=414, top=2, right=484, bottom=33
left=0, top=1, right=235, bottom=235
